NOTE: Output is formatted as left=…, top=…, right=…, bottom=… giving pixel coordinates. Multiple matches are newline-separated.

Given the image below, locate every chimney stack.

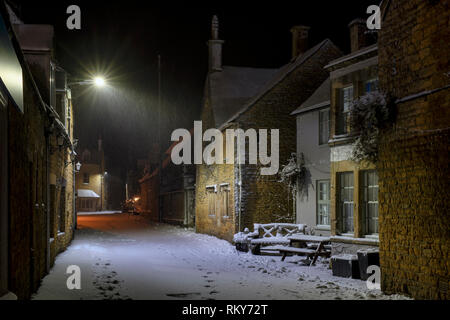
left=208, top=15, right=224, bottom=72
left=291, top=25, right=310, bottom=59
left=349, top=19, right=368, bottom=52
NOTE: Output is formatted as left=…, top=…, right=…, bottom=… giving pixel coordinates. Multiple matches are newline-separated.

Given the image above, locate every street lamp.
left=68, top=76, right=108, bottom=87
left=94, top=77, right=106, bottom=87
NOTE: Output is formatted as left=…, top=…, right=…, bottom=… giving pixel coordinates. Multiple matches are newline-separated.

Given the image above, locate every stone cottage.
left=138, top=138, right=196, bottom=226
left=195, top=16, right=342, bottom=242
left=324, top=19, right=380, bottom=255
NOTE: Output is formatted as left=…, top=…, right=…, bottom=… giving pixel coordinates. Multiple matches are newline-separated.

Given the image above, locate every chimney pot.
left=208, top=15, right=224, bottom=72
left=291, top=25, right=310, bottom=59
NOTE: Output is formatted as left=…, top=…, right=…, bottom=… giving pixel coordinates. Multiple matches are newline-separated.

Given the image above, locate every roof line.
left=218, top=39, right=332, bottom=130
left=324, top=45, right=378, bottom=70
left=291, top=101, right=330, bottom=116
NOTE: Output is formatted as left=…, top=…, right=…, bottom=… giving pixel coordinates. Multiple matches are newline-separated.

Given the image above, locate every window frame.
left=219, top=184, right=231, bottom=219
left=336, top=85, right=354, bottom=135
left=360, top=170, right=379, bottom=237
left=316, top=180, right=331, bottom=227
left=206, top=185, right=217, bottom=218
left=337, top=172, right=355, bottom=235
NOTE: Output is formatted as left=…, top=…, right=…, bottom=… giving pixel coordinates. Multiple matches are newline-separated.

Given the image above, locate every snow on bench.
left=233, top=223, right=307, bottom=254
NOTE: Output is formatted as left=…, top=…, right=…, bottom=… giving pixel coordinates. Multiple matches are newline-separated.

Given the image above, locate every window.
left=83, top=173, right=89, bottom=184
left=338, top=172, right=354, bottom=234
left=360, top=170, right=379, bottom=236
left=365, top=79, right=379, bottom=93
left=319, top=109, right=330, bottom=145
left=58, top=187, right=66, bottom=233
left=206, top=186, right=216, bottom=217
left=317, top=180, right=330, bottom=226
left=337, top=86, right=354, bottom=135
left=219, top=184, right=230, bottom=218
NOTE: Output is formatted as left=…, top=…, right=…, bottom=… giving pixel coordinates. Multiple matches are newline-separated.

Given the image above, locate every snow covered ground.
left=33, top=214, right=409, bottom=300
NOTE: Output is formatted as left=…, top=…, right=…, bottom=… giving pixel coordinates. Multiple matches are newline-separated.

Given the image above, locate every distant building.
left=75, top=140, right=107, bottom=212
left=195, top=16, right=342, bottom=242
left=291, top=78, right=331, bottom=236
left=138, top=139, right=196, bottom=227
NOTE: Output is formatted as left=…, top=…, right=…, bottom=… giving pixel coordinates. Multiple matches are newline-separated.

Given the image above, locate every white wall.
left=296, top=109, right=331, bottom=236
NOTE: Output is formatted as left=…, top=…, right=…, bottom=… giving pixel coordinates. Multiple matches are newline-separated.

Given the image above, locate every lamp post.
left=67, top=76, right=107, bottom=228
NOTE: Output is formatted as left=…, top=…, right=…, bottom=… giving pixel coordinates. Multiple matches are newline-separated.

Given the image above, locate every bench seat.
left=251, top=238, right=291, bottom=245
left=279, top=247, right=317, bottom=255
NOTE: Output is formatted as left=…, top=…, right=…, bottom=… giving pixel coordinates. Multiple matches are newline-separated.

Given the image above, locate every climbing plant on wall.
left=350, top=91, right=396, bottom=163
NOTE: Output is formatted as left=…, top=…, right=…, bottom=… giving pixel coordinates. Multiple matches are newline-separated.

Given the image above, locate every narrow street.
left=33, top=214, right=407, bottom=300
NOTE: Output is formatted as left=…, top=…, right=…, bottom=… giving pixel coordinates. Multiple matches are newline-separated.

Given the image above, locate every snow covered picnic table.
left=278, top=235, right=332, bottom=266
left=233, top=223, right=307, bottom=255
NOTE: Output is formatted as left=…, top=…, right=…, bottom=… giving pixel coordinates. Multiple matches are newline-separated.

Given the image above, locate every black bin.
left=331, top=254, right=360, bottom=279
left=357, top=249, right=380, bottom=281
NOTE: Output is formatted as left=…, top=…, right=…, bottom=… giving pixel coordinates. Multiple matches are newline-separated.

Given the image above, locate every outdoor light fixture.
left=68, top=76, right=107, bottom=87
left=94, top=77, right=106, bottom=87
left=75, top=162, right=82, bottom=172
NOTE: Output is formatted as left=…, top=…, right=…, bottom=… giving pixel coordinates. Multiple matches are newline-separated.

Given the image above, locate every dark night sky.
left=9, top=0, right=377, bottom=180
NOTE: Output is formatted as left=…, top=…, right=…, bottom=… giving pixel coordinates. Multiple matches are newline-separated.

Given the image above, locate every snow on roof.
left=77, top=189, right=100, bottom=198
left=291, top=78, right=331, bottom=115
left=219, top=39, right=335, bottom=129
left=208, top=66, right=278, bottom=128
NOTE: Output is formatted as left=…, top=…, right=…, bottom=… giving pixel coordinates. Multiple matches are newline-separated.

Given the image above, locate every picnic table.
left=278, top=235, right=331, bottom=266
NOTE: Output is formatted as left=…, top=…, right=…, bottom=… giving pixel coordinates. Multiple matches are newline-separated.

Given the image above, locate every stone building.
left=0, top=2, right=76, bottom=299
left=377, top=0, right=449, bottom=300
left=75, top=140, right=107, bottom=212
left=324, top=20, right=380, bottom=255
left=138, top=139, right=196, bottom=227
left=195, top=16, right=342, bottom=242
left=291, top=78, right=332, bottom=236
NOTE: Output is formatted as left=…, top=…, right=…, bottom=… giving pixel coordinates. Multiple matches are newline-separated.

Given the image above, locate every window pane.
left=317, top=180, right=330, bottom=226
left=338, top=172, right=354, bottom=233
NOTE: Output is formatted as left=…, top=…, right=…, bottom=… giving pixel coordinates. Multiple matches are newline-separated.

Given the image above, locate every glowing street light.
left=94, top=77, right=106, bottom=87
left=68, top=76, right=107, bottom=87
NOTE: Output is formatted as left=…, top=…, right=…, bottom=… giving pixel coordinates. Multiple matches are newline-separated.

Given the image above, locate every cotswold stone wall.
left=378, top=0, right=450, bottom=299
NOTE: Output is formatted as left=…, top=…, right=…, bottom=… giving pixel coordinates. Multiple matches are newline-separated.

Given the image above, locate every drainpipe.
left=237, top=124, right=242, bottom=233
left=72, top=164, right=76, bottom=232
left=45, top=127, right=51, bottom=273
